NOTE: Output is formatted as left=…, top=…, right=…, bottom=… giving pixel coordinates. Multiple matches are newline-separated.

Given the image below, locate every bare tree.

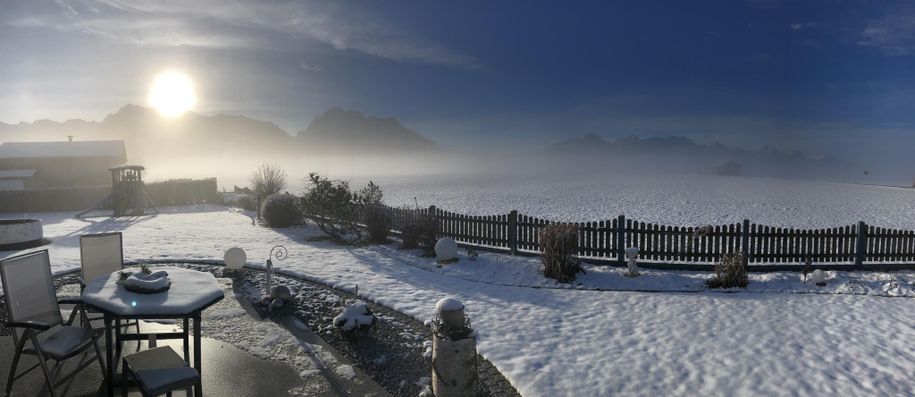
left=249, top=163, right=287, bottom=199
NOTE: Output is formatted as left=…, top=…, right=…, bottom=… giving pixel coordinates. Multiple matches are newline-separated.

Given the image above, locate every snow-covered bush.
left=333, top=301, right=376, bottom=331
left=261, top=193, right=301, bottom=228
left=401, top=210, right=439, bottom=255
left=539, top=223, right=582, bottom=283
left=300, top=173, right=362, bottom=243
left=299, top=174, right=387, bottom=243
left=706, top=252, right=747, bottom=288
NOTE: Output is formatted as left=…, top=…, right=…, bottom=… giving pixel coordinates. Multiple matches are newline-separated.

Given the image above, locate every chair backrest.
left=0, top=250, right=62, bottom=330
left=80, top=232, right=123, bottom=284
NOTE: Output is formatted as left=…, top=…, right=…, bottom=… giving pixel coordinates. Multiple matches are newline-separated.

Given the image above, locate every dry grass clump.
left=706, top=252, right=748, bottom=288
left=540, top=223, right=582, bottom=283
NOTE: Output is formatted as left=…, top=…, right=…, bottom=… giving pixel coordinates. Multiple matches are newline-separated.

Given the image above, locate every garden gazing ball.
left=810, top=269, right=827, bottom=285
left=224, top=247, right=247, bottom=270
left=435, top=237, right=459, bottom=261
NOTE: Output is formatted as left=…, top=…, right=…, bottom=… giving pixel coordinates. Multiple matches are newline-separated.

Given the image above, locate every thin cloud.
left=790, top=22, right=822, bottom=31
left=10, top=0, right=481, bottom=68
left=858, top=11, right=915, bottom=56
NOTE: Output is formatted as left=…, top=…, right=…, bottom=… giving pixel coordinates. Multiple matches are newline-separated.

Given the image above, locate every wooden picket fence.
left=361, top=205, right=915, bottom=269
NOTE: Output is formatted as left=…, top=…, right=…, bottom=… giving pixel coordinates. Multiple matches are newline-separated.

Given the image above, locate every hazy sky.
left=2, top=0, right=915, bottom=158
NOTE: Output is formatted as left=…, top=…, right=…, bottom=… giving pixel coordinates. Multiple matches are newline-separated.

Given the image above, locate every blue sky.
left=2, top=0, right=915, bottom=160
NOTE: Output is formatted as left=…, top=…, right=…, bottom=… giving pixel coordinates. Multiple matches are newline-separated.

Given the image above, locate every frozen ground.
left=3, top=205, right=915, bottom=396
left=358, top=173, right=915, bottom=229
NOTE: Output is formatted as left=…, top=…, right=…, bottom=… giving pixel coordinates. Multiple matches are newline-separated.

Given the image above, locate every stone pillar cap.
left=436, top=297, right=465, bottom=312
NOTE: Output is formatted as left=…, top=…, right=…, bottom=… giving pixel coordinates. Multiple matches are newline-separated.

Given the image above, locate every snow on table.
left=81, top=267, right=224, bottom=316
left=3, top=205, right=915, bottom=396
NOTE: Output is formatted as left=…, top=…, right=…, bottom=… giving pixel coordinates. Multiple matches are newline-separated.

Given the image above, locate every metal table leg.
left=193, top=313, right=202, bottom=397
left=104, top=315, right=114, bottom=397
left=114, top=318, right=122, bottom=368
left=183, top=318, right=190, bottom=364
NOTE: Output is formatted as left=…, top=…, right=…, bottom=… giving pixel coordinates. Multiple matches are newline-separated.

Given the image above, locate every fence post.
left=741, top=219, right=750, bottom=268
left=428, top=205, right=439, bottom=235
left=616, top=215, right=626, bottom=266
left=508, top=210, right=518, bottom=255
left=855, top=221, right=867, bottom=268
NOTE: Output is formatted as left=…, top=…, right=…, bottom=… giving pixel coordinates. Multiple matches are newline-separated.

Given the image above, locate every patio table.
left=80, top=267, right=224, bottom=397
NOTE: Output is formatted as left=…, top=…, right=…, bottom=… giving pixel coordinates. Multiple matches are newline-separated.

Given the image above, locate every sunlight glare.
left=147, top=70, right=197, bottom=118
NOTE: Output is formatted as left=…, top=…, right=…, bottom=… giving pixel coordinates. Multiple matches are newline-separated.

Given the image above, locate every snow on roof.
left=0, top=140, right=126, bottom=159
left=0, top=169, right=36, bottom=178
left=108, top=164, right=145, bottom=171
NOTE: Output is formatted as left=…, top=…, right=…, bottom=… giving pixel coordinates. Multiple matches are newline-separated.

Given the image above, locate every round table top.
left=81, top=267, right=224, bottom=317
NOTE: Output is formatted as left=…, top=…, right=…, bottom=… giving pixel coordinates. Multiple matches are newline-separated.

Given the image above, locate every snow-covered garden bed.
left=2, top=205, right=914, bottom=396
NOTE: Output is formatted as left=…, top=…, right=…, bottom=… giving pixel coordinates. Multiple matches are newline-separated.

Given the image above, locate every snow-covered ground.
left=361, top=173, right=915, bottom=229
left=3, top=205, right=915, bottom=396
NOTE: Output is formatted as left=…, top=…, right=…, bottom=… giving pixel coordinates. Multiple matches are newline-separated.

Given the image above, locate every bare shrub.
left=249, top=163, right=287, bottom=199
left=261, top=193, right=301, bottom=228
left=401, top=210, right=439, bottom=255
left=540, top=223, right=582, bottom=283
left=706, top=252, right=748, bottom=288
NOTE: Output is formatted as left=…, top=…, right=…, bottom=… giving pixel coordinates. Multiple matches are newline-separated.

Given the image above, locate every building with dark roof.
left=0, top=139, right=127, bottom=189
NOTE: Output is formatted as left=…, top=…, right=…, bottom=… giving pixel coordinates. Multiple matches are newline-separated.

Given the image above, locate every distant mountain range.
left=544, top=133, right=850, bottom=178
left=0, top=106, right=854, bottom=179
left=0, top=105, right=440, bottom=161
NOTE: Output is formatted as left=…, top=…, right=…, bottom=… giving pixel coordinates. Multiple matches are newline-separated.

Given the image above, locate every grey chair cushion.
left=125, top=346, right=199, bottom=395
left=134, top=367, right=200, bottom=396
left=38, top=326, right=99, bottom=361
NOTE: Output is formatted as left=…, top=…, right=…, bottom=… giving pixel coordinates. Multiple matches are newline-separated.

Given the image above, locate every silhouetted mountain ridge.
left=545, top=133, right=849, bottom=179
left=0, top=105, right=442, bottom=160
left=548, top=133, right=838, bottom=162
left=297, top=107, right=439, bottom=153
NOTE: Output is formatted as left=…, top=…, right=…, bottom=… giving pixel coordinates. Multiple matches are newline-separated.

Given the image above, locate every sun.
left=147, top=70, right=197, bottom=118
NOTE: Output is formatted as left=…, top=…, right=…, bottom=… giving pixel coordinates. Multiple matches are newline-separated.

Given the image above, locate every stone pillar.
left=432, top=298, right=478, bottom=397
left=625, top=247, right=640, bottom=277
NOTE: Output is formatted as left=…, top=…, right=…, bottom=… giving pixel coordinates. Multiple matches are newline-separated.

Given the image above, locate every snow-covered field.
left=3, top=205, right=915, bottom=396
left=361, top=173, right=915, bottom=229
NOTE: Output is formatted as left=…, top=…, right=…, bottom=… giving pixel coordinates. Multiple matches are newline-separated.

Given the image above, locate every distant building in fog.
left=0, top=139, right=127, bottom=189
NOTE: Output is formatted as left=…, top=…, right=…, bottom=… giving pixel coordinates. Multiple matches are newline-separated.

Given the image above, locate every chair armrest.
left=58, top=297, right=83, bottom=305
left=6, top=321, right=52, bottom=331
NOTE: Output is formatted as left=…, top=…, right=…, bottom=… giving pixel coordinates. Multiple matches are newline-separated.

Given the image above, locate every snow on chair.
left=1, top=250, right=106, bottom=397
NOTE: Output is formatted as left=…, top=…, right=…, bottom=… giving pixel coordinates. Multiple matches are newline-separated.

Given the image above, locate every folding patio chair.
left=79, top=232, right=126, bottom=288
left=1, top=250, right=107, bottom=397
left=79, top=232, right=141, bottom=335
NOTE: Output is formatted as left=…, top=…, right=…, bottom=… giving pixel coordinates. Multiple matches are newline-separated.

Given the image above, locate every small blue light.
left=131, top=301, right=137, bottom=307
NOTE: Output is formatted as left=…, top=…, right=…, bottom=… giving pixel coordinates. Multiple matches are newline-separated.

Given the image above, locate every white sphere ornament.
left=224, top=247, right=247, bottom=270
left=810, top=269, right=827, bottom=286
left=435, top=237, right=459, bottom=261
